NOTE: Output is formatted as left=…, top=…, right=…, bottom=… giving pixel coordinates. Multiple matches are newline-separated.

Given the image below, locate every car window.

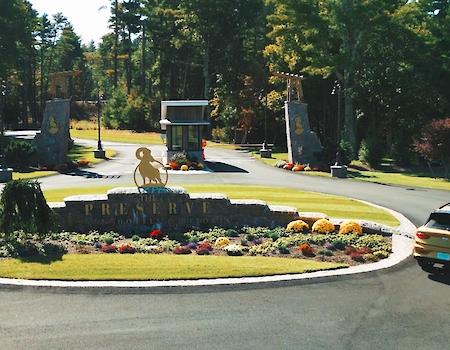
left=426, top=213, right=450, bottom=230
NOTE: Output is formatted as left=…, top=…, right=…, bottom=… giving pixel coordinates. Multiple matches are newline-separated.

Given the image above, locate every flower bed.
left=275, top=160, right=327, bottom=173
left=165, top=151, right=205, bottom=171
left=0, top=222, right=392, bottom=266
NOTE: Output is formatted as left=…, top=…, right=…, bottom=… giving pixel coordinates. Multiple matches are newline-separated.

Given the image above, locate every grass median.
left=1, top=131, right=403, bottom=281
left=0, top=184, right=396, bottom=281
left=0, top=254, right=347, bottom=281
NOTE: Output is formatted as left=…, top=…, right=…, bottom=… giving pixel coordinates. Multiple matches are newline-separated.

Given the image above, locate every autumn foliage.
left=413, top=118, right=450, bottom=177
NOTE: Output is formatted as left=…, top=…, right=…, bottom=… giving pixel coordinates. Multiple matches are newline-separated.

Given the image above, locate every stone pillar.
left=284, top=101, right=322, bottom=166
left=32, top=99, right=71, bottom=168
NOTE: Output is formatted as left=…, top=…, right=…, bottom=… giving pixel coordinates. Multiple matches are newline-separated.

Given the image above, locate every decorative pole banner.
left=134, top=147, right=168, bottom=188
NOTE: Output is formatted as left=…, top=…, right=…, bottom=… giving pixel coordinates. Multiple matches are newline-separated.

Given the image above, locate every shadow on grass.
left=346, top=170, right=376, bottom=179
left=348, top=164, right=450, bottom=182
left=19, top=253, right=65, bottom=264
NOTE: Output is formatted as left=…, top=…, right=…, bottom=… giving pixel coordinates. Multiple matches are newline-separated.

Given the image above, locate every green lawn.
left=0, top=254, right=347, bottom=281
left=255, top=152, right=450, bottom=191
left=0, top=132, right=418, bottom=281
left=70, top=128, right=165, bottom=145
left=43, top=184, right=398, bottom=227
left=13, top=145, right=116, bottom=180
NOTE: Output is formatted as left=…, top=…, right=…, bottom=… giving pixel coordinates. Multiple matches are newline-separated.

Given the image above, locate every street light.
left=94, top=89, right=105, bottom=159
left=331, top=80, right=342, bottom=166
left=259, top=87, right=271, bottom=158
left=330, top=80, right=347, bottom=178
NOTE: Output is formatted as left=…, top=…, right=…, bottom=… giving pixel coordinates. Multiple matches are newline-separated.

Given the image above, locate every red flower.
left=101, top=244, right=117, bottom=253
left=150, top=229, right=163, bottom=239
left=118, top=244, right=136, bottom=254
left=168, top=162, right=179, bottom=170
left=173, top=246, right=192, bottom=254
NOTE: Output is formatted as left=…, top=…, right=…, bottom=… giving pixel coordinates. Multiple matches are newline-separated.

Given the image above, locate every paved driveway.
left=1, top=141, right=450, bottom=350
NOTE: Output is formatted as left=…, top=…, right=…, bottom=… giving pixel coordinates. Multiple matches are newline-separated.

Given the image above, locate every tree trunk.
left=127, top=31, right=132, bottom=94
left=203, top=39, right=211, bottom=137
left=113, top=0, right=118, bottom=89
left=343, top=95, right=357, bottom=156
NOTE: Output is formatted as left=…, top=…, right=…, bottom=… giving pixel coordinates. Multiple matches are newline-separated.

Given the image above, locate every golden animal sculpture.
left=134, top=147, right=168, bottom=187
left=48, top=117, right=59, bottom=135
left=294, top=117, right=304, bottom=135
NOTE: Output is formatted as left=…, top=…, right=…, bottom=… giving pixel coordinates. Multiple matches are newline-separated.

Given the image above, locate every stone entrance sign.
left=50, top=147, right=300, bottom=235
left=33, top=99, right=70, bottom=168
left=52, top=186, right=299, bottom=235
left=275, top=72, right=323, bottom=166
left=284, top=101, right=323, bottom=166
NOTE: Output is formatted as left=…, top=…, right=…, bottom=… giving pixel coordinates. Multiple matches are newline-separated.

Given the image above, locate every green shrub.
left=318, top=249, right=333, bottom=256
left=103, top=236, right=114, bottom=245
left=42, top=243, right=67, bottom=255
left=358, top=123, right=384, bottom=167
left=249, top=241, right=276, bottom=255
left=0, top=179, right=57, bottom=239
left=170, top=151, right=190, bottom=167
left=159, top=239, right=180, bottom=252
left=278, top=245, right=290, bottom=254
left=246, top=233, right=256, bottom=241
left=211, top=127, right=228, bottom=142
left=4, top=138, right=37, bottom=168
left=226, top=228, right=239, bottom=237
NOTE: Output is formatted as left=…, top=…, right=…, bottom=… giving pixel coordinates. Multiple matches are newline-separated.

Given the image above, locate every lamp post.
left=330, top=80, right=347, bottom=178
left=259, top=87, right=271, bottom=158
left=0, top=80, right=12, bottom=182
left=94, top=89, right=105, bottom=159
left=331, top=80, right=342, bottom=165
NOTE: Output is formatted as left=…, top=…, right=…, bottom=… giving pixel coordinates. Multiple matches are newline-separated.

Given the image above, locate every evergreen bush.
left=4, top=138, right=37, bottom=168
left=0, top=179, right=57, bottom=239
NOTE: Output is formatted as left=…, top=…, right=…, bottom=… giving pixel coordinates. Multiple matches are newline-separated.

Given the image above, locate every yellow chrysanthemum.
left=180, top=165, right=189, bottom=171
left=338, top=220, right=363, bottom=235
left=215, top=237, right=231, bottom=247
left=312, top=219, right=335, bottom=234
left=286, top=219, right=309, bottom=232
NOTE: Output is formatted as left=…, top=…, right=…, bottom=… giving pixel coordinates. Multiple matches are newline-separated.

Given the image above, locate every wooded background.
left=2, top=0, right=450, bottom=166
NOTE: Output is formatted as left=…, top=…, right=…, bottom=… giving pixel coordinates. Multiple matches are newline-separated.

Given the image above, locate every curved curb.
left=0, top=205, right=415, bottom=289
left=0, top=234, right=413, bottom=288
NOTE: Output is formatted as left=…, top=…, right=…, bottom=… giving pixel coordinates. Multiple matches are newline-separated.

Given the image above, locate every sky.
left=28, top=0, right=112, bottom=46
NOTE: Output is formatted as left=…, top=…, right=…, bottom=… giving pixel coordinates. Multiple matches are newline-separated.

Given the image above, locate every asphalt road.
left=1, top=141, right=450, bottom=350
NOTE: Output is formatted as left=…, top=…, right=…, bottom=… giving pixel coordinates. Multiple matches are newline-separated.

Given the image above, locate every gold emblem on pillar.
left=48, top=117, right=59, bottom=134
left=294, top=117, right=304, bottom=135
left=134, top=147, right=168, bottom=188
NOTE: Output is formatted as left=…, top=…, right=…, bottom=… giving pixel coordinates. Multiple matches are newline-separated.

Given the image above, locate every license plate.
left=437, top=252, right=450, bottom=261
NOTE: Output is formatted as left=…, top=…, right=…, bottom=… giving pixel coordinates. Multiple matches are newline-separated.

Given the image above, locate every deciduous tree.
left=413, top=118, right=450, bottom=177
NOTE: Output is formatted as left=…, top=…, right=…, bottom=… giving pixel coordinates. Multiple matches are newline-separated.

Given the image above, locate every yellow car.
left=414, top=203, right=450, bottom=273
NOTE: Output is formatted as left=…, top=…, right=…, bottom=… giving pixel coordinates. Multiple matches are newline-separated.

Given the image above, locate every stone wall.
left=50, top=187, right=300, bottom=236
